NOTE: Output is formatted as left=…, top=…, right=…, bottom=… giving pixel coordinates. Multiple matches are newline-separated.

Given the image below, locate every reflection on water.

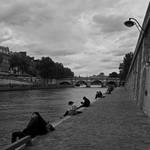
left=0, top=87, right=106, bottom=148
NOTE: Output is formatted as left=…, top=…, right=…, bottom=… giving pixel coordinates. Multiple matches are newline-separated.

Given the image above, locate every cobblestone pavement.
left=26, top=87, right=150, bottom=150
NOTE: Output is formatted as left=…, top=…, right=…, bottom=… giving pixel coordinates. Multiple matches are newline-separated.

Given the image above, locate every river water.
left=0, top=87, right=106, bottom=148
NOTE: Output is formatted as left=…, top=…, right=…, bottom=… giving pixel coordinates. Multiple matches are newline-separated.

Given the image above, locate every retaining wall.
left=126, top=3, right=150, bottom=116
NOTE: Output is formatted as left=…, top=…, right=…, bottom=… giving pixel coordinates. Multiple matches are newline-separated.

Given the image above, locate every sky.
left=0, top=0, right=149, bottom=76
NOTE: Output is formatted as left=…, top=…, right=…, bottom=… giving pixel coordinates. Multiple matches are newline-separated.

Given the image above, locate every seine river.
left=0, top=87, right=106, bottom=148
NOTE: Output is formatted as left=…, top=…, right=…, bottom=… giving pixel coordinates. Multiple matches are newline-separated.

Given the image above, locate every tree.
left=119, top=52, right=133, bottom=81
left=36, top=57, right=74, bottom=80
left=0, top=55, right=3, bottom=64
left=9, top=52, right=74, bottom=79
left=36, top=57, right=55, bottom=79
left=109, top=72, right=118, bottom=78
left=9, top=53, right=30, bottom=74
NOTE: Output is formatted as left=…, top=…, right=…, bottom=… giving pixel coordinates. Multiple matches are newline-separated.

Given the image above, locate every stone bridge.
left=55, top=77, right=120, bottom=87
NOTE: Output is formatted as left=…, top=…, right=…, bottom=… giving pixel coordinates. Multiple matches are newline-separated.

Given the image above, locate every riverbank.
left=0, top=76, right=75, bottom=92
left=1, top=87, right=104, bottom=149
left=26, top=87, right=150, bottom=150
left=0, top=84, right=74, bottom=92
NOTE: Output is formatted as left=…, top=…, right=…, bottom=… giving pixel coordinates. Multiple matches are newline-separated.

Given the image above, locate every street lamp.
left=124, top=18, right=144, bottom=32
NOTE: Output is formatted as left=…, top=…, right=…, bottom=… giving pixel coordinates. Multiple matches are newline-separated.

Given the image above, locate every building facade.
left=0, top=46, right=10, bottom=73
left=126, top=3, right=150, bottom=116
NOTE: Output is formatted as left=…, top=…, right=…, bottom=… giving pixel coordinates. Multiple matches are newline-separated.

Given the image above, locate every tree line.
left=8, top=51, right=133, bottom=82
left=9, top=52, right=74, bottom=79
left=108, top=52, right=134, bottom=82
left=119, top=52, right=133, bottom=81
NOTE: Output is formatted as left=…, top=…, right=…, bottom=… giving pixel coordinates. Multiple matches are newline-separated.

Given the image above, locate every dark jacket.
left=82, top=97, right=90, bottom=107
left=23, top=113, right=48, bottom=138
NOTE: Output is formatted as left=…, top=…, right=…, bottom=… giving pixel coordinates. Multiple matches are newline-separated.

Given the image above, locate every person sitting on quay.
left=11, top=112, right=55, bottom=143
left=63, top=101, right=82, bottom=117
left=79, top=96, right=91, bottom=108
left=95, top=91, right=103, bottom=99
left=106, top=86, right=114, bottom=94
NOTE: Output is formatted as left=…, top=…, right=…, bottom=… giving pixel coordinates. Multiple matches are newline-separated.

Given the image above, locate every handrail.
left=3, top=136, right=32, bottom=150
left=3, top=102, right=90, bottom=150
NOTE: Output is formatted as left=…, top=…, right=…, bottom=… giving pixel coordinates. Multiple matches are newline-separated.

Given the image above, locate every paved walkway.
left=27, top=87, right=150, bottom=150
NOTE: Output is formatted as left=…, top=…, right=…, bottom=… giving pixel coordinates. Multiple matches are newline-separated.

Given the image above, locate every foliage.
left=9, top=52, right=74, bottom=79
left=0, top=55, right=3, bottom=64
left=35, top=57, right=74, bottom=79
left=109, top=72, right=119, bottom=78
left=35, top=57, right=55, bottom=79
left=9, top=53, right=30, bottom=74
left=119, top=52, right=133, bottom=81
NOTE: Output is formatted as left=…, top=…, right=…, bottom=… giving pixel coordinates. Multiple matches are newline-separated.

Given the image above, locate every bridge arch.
left=75, top=80, right=88, bottom=86
left=59, top=81, right=71, bottom=85
left=90, top=80, right=103, bottom=87
left=106, top=81, right=117, bottom=87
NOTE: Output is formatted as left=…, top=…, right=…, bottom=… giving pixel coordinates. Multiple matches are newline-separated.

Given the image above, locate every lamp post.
left=124, top=18, right=144, bottom=32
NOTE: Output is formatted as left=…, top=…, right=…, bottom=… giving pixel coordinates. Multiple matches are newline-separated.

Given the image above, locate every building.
left=126, top=3, right=150, bottom=116
left=0, top=46, right=10, bottom=73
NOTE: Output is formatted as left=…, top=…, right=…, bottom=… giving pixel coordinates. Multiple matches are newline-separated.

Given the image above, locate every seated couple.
left=11, top=112, right=55, bottom=143
left=95, top=91, right=105, bottom=99
left=63, top=96, right=90, bottom=117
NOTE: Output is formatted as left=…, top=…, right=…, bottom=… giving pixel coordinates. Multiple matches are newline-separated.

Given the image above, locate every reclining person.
left=63, top=101, right=82, bottom=117
left=11, top=112, right=55, bottom=143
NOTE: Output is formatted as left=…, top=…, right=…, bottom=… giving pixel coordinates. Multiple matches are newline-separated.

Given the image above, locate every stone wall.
left=126, top=3, right=150, bottom=116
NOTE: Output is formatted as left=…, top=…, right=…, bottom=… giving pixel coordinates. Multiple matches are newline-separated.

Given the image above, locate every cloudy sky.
left=0, top=0, right=149, bottom=76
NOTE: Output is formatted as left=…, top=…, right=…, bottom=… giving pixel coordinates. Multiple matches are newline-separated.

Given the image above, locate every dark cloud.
left=110, top=48, right=131, bottom=57
left=0, top=26, right=13, bottom=43
left=73, top=65, right=85, bottom=70
left=103, top=64, right=119, bottom=70
left=0, top=36, right=12, bottom=43
left=0, top=3, right=31, bottom=26
left=92, top=14, right=128, bottom=33
left=26, top=43, right=81, bottom=58
left=0, top=0, right=148, bottom=76
left=0, top=1, right=54, bottom=27
left=101, top=58, right=112, bottom=62
left=113, top=51, right=126, bottom=57
left=50, top=49, right=81, bottom=56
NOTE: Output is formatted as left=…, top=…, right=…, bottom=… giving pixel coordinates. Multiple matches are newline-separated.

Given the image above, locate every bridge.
left=55, top=76, right=120, bottom=87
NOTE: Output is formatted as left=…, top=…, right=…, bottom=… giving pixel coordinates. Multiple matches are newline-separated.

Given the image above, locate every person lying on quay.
left=11, top=112, right=55, bottom=143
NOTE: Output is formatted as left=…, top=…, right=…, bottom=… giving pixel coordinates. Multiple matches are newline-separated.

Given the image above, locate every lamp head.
left=124, top=20, right=135, bottom=27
